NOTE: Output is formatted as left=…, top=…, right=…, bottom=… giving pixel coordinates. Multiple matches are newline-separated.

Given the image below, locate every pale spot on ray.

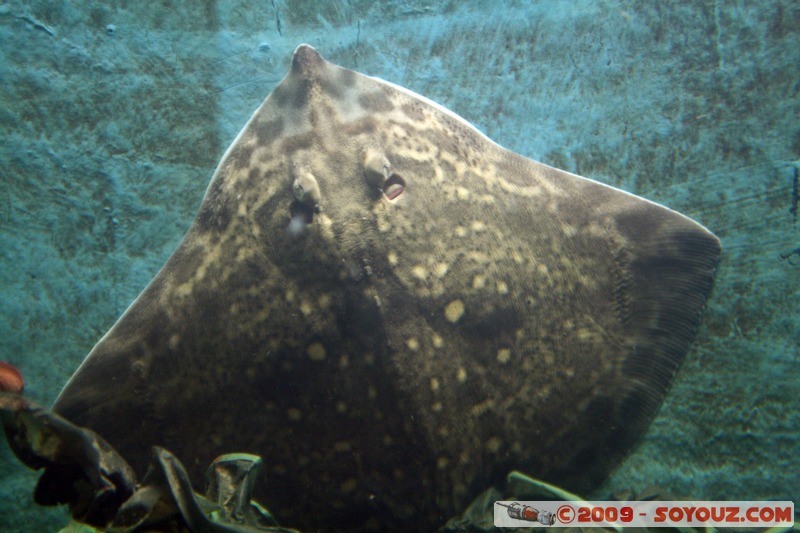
left=333, top=440, right=352, bottom=452
left=444, top=299, right=465, bottom=323
left=307, top=342, right=326, bottom=361
left=431, top=333, right=444, bottom=348
left=497, top=348, right=511, bottom=364
left=340, top=478, right=358, bottom=493
left=486, top=437, right=502, bottom=453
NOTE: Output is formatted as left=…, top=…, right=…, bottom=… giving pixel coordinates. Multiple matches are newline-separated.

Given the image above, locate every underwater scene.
left=0, top=1, right=797, bottom=531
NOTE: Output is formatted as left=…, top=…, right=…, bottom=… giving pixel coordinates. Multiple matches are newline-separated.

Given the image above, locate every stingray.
left=53, top=44, right=720, bottom=531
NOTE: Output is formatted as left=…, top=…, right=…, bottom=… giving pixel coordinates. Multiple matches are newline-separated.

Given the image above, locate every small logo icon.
left=556, top=504, right=575, bottom=524
left=496, top=501, right=556, bottom=525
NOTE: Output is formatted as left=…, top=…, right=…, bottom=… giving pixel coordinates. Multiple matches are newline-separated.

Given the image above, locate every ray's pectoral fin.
left=559, top=193, right=720, bottom=490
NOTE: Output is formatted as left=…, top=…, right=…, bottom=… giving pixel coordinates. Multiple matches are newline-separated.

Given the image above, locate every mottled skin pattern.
left=53, top=45, right=719, bottom=531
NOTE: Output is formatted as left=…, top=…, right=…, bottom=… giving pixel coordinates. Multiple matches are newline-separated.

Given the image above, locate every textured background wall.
left=1, top=0, right=798, bottom=530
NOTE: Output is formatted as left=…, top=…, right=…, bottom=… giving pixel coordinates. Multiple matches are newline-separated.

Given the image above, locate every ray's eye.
left=363, top=150, right=390, bottom=188
left=287, top=169, right=321, bottom=238
left=383, top=174, right=405, bottom=200
left=292, top=171, right=321, bottom=209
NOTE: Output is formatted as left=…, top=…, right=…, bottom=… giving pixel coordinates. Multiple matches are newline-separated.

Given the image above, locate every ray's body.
left=54, top=45, right=719, bottom=531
